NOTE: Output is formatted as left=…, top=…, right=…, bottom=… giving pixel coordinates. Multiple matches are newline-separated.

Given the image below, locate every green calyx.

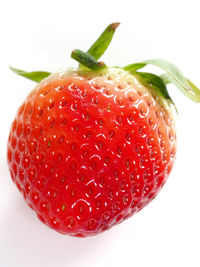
left=124, top=59, right=200, bottom=103
left=10, top=22, right=200, bottom=106
left=9, top=66, right=51, bottom=82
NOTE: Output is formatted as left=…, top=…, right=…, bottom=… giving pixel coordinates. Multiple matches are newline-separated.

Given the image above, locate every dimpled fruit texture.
left=7, top=68, right=176, bottom=237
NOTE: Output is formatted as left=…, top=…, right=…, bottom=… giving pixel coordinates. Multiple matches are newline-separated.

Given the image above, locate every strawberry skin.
left=7, top=68, right=176, bottom=237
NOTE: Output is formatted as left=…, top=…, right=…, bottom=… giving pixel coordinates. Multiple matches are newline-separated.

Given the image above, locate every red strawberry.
left=7, top=23, right=200, bottom=237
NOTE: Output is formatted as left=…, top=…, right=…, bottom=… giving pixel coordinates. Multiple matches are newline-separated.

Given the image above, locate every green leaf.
left=10, top=66, right=51, bottom=82
left=123, top=63, right=146, bottom=72
left=71, top=49, right=106, bottom=71
left=124, top=59, right=200, bottom=102
left=135, top=72, right=173, bottom=104
left=87, top=22, right=120, bottom=60
left=186, top=79, right=200, bottom=102
left=160, top=73, right=170, bottom=84
left=149, top=59, right=200, bottom=102
left=159, top=71, right=200, bottom=103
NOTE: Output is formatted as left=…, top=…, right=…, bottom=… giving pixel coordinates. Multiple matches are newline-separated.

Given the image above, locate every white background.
left=1, top=1, right=200, bottom=266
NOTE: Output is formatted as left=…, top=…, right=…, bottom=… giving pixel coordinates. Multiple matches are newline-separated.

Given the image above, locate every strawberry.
left=7, top=23, right=200, bottom=237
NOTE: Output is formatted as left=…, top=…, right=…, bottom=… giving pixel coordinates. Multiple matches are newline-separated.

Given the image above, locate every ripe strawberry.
left=7, top=23, right=200, bottom=237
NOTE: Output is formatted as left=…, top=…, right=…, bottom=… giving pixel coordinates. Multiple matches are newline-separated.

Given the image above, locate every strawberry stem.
left=87, top=22, right=120, bottom=60
left=71, top=49, right=106, bottom=71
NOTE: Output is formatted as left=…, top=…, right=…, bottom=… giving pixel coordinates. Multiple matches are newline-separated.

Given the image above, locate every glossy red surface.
left=7, top=69, right=176, bottom=236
